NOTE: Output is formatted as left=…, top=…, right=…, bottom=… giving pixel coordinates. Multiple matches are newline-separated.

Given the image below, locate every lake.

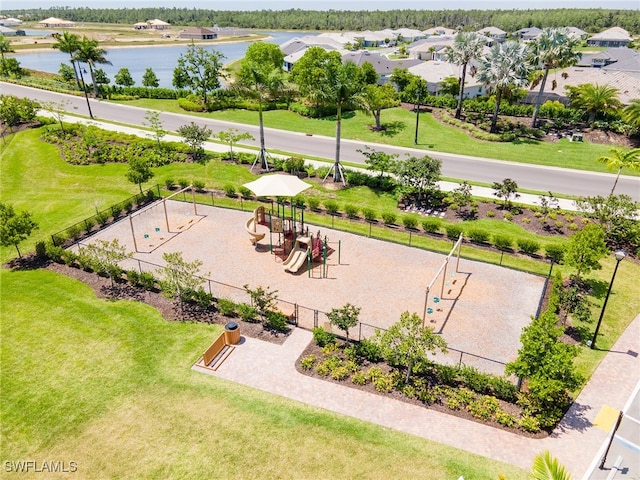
left=14, top=31, right=310, bottom=88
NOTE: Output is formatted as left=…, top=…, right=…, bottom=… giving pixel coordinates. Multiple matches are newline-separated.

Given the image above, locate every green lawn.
left=0, top=268, right=526, bottom=479
left=114, top=99, right=633, bottom=175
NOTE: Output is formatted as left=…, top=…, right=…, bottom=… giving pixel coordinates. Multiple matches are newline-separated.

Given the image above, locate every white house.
left=408, top=61, right=484, bottom=97
left=587, top=27, right=633, bottom=48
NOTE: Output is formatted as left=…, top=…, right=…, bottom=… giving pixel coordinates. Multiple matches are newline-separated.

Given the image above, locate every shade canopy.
left=243, top=174, right=311, bottom=197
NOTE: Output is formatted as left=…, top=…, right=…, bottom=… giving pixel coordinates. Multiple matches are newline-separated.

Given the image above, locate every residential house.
left=423, top=26, right=456, bottom=37
left=587, top=27, right=632, bottom=48
left=476, top=26, right=506, bottom=45
left=147, top=19, right=170, bottom=30
left=408, top=60, right=484, bottom=97
left=0, top=26, right=17, bottom=36
left=38, top=17, right=76, bottom=28
left=178, top=27, right=217, bottom=40
left=0, top=17, right=22, bottom=27
left=407, top=35, right=456, bottom=61
left=566, top=26, right=588, bottom=40
left=392, top=28, right=425, bottom=43
left=341, top=50, right=421, bottom=84
left=281, top=35, right=344, bottom=72
left=515, top=27, right=542, bottom=41
left=525, top=67, right=640, bottom=106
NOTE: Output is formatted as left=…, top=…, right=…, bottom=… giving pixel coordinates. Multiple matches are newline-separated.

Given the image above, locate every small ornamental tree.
left=374, top=311, right=448, bottom=384
left=144, top=110, right=167, bottom=147
left=357, top=146, right=398, bottom=186
left=0, top=202, right=38, bottom=257
left=215, top=127, right=254, bottom=162
left=563, top=224, right=609, bottom=280
left=178, top=122, right=212, bottom=161
left=114, top=67, right=135, bottom=87
left=326, top=303, right=361, bottom=341
left=126, top=156, right=154, bottom=193
left=142, top=67, right=159, bottom=88
left=158, top=252, right=206, bottom=315
left=393, top=154, right=442, bottom=200
left=492, top=178, right=520, bottom=209
left=451, top=181, right=472, bottom=208
left=82, top=238, right=132, bottom=287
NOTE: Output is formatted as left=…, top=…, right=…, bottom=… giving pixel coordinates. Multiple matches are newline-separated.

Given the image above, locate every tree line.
left=7, top=7, right=640, bottom=34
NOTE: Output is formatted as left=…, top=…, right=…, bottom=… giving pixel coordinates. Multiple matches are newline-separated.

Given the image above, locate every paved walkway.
left=194, top=313, right=640, bottom=477
left=46, top=112, right=579, bottom=211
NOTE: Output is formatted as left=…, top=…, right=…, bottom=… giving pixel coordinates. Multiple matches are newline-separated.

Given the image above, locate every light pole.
left=414, top=84, right=422, bottom=145
left=590, top=250, right=626, bottom=349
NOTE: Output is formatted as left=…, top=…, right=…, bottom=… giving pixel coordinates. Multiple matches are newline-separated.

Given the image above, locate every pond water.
left=14, top=31, right=311, bottom=88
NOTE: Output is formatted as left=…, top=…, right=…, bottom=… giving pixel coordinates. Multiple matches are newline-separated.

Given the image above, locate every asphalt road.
left=3, top=82, right=639, bottom=201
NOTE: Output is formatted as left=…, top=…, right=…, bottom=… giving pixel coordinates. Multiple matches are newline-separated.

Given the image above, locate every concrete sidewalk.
left=195, top=314, right=640, bottom=477
left=48, top=112, right=579, bottom=211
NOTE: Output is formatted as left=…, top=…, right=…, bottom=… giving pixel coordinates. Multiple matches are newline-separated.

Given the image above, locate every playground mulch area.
left=83, top=201, right=546, bottom=375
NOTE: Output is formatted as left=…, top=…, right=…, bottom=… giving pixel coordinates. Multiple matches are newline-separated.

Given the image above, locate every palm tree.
left=622, top=98, right=640, bottom=129
left=569, top=83, right=621, bottom=123
left=444, top=31, right=486, bottom=119
left=236, top=60, right=286, bottom=171
left=595, top=147, right=640, bottom=195
left=0, top=36, right=14, bottom=65
left=477, top=41, right=532, bottom=133
left=530, top=451, right=572, bottom=480
left=318, top=59, right=365, bottom=183
left=527, top=27, right=582, bottom=128
left=52, top=32, right=82, bottom=89
left=73, top=36, right=111, bottom=98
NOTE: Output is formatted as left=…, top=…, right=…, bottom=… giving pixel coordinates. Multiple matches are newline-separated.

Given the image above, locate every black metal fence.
left=52, top=185, right=162, bottom=247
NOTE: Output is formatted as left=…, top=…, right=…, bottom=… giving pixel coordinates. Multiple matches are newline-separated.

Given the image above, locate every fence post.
left=458, top=351, right=463, bottom=367
left=338, top=240, right=341, bottom=265
left=409, top=230, right=412, bottom=247
left=208, top=279, right=212, bottom=295
left=156, top=184, right=161, bottom=199
left=137, top=259, right=142, bottom=274
left=211, top=192, right=214, bottom=206
left=314, top=310, right=318, bottom=329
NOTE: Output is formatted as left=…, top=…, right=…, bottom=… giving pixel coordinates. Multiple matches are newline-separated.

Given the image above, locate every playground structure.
left=128, top=185, right=203, bottom=253
left=423, top=233, right=464, bottom=326
left=245, top=206, right=337, bottom=277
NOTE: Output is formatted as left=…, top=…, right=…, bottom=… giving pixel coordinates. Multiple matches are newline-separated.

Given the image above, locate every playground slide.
left=245, top=217, right=266, bottom=245
left=284, top=247, right=309, bottom=273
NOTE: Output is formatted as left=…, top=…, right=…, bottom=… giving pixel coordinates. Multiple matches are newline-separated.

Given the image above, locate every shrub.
left=164, top=178, right=175, bottom=190
left=84, top=218, right=95, bottom=234
left=139, top=272, right=156, bottom=290
left=434, top=364, right=458, bottom=386
left=351, top=370, right=368, bottom=385
left=96, top=211, right=109, bottom=226
left=45, top=243, right=65, bottom=263
left=421, top=218, right=441, bottom=234
left=266, top=311, right=288, bottom=332
left=518, top=415, right=541, bottom=433
left=458, top=365, right=489, bottom=393
left=223, top=184, right=237, bottom=197
left=344, top=204, right=359, bottom=218
left=300, top=354, right=316, bottom=370
left=315, top=166, right=331, bottom=179
left=362, top=208, right=377, bottom=222
left=486, top=377, right=518, bottom=403
left=355, top=338, right=383, bottom=363
left=316, top=356, right=341, bottom=377
left=486, top=210, right=495, bottom=218
left=493, top=234, right=513, bottom=251
left=381, top=211, right=397, bottom=225
left=217, top=298, right=237, bottom=317
left=567, top=222, right=579, bottom=231
left=495, top=410, right=516, bottom=427
left=517, top=239, right=540, bottom=255
left=67, top=224, right=83, bottom=241
left=522, top=217, right=531, bottom=224
left=331, top=365, right=351, bottom=381
left=504, top=212, right=513, bottom=221
left=445, top=224, right=463, bottom=240
left=178, top=179, right=190, bottom=189
left=467, top=395, right=500, bottom=420
left=324, top=200, right=339, bottom=215
left=306, top=197, right=320, bottom=210
left=237, top=303, right=259, bottom=323
left=554, top=221, right=564, bottom=229
left=193, top=180, right=206, bottom=192
left=402, top=215, right=419, bottom=230
left=372, top=373, right=394, bottom=393
left=238, top=186, right=252, bottom=199
left=35, top=241, right=47, bottom=259
left=468, top=228, right=490, bottom=244
left=312, top=327, right=336, bottom=347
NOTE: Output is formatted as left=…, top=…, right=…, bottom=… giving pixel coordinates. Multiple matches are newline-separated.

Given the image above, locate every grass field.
left=1, top=124, right=638, bottom=478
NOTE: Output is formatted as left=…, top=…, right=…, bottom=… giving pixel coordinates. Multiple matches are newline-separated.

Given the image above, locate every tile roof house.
left=423, top=26, right=457, bottom=37
left=566, top=26, right=588, bottom=40
left=587, top=27, right=633, bottom=47
left=0, top=26, right=17, bottom=36
left=515, top=27, right=542, bottom=41
left=476, top=26, right=507, bottom=45
left=341, top=50, right=421, bottom=84
left=408, top=36, right=456, bottom=61
left=147, top=19, right=170, bottom=30
left=0, top=17, right=22, bottom=27
left=409, top=60, right=484, bottom=98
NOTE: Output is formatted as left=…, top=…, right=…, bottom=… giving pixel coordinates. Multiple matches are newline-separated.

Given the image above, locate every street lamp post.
left=414, top=86, right=422, bottom=145
left=590, top=250, right=626, bottom=349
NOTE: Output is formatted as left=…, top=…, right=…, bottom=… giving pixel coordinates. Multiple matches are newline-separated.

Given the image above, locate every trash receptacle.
left=224, top=321, right=240, bottom=345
